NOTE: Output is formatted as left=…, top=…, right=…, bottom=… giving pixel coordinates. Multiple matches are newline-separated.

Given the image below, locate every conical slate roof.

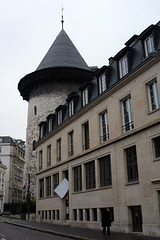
left=37, top=29, right=89, bottom=71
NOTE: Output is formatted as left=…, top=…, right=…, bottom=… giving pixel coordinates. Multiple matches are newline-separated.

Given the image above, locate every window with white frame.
left=119, top=55, right=128, bottom=78
left=152, top=136, right=160, bottom=159
left=147, top=79, right=160, bottom=112
left=99, top=155, right=112, bottom=187
left=121, top=96, right=134, bottom=132
left=46, top=176, right=51, bottom=197
left=85, top=161, right=96, bottom=190
left=40, top=125, right=44, bottom=138
left=57, top=138, right=61, bottom=161
left=125, top=146, right=139, bottom=183
left=82, top=88, right=88, bottom=106
left=48, top=118, right=52, bottom=132
left=53, top=173, right=59, bottom=196
left=68, top=131, right=74, bottom=157
left=39, top=150, right=43, bottom=171
left=100, top=110, right=109, bottom=142
left=99, top=74, right=107, bottom=94
left=82, top=121, right=90, bottom=150
left=69, top=100, right=74, bottom=117
left=57, top=110, right=62, bottom=125
left=47, top=145, right=51, bottom=167
left=144, top=35, right=155, bottom=57
left=73, top=165, right=82, bottom=192
left=39, top=178, right=44, bottom=198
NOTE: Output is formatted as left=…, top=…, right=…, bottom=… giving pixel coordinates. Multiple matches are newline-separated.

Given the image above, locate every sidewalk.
left=2, top=217, right=159, bottom=240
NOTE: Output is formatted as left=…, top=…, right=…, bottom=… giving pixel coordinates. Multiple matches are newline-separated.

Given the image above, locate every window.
left=32, top=140, right=36, bottom=151
left=82, top=121, right=90, bottom=150
left=147, top=79, right=160, bottom=111
left=92, top=208, right=97, bottom=221
left=79, top=209, right=83, bottom=221
left=74, top=165, right=82, bottom=192
left=100, top=110, right=109, bottom=142
left=46, top=176, right=51, bottom=197
left=49, top=210, right=51, bottom=220
left=153, top=136, right=160, bottom=159
left=53, top=210, right=55, bottom=219
left=99, top=155, right=112, bottom=187
left=99, top=74, right=107, bottom=94
left=39, top=179, right=44, bottom=198
left=121, top=96, right=134, bottom=132
left=73, top=209, right=77, bottom=220
left=85, top=161, right=96, bottom=190
left=53, top=173, right=59, bottom=196
left=57, top=110, right=62, bottom=125
left=125, top=146, right=139, bottom=183
left=47, top=145, right=51, bottom=167
left=85, top=209, right=90, bottom=221
left=69, top=100, right=74, bottom=117
left=68, top=131, right=74, bottom=157
left=57, top=138, right=61, bottom=161
left=48, top=118, right=53, bottom=132
left=119, top=55, right=128, bottom=78
left=39, top=150, right=43, bottom=170
left=144, top=35, right=154, bottom=57
left=82, top=88, right=88, bottom=106
left=57, top=210, right=59, bottom=220
left=40, top=125, right=44, bottom=138
left=34, top=106, right=37, bottom=115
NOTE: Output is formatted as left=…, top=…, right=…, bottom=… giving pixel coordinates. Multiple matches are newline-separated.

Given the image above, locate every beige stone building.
left=0, top=159, right=7, bottom=213
left=34, top=22, right=160, bottom=237
left=0, top=137, right=25, bottom=205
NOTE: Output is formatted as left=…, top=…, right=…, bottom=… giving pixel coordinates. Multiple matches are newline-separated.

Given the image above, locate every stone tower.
left=18, top=26, right=91, bottom=199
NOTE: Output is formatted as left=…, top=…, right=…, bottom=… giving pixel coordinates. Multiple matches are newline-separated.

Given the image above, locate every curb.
left=5, top=221, right=93, bottom=240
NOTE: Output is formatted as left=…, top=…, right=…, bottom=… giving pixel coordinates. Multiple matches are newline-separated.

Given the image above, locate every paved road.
left=0, top=217, right=159, bottom=240
left=0, top=222, right=71, bottom=240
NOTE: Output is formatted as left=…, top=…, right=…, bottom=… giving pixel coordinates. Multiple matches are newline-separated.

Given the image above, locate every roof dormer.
left=138, top=24, right=160, bottom=58
left=79, top=82, right=94, bottom=107
left=94, top=66, right=112, bottom=94
left=114, top=47, right=135, bottom=79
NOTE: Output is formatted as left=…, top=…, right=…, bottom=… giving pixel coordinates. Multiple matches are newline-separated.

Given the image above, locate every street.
left=0, top=217, right=159, bottom=240
left=0, top=223, right=71, bottom=240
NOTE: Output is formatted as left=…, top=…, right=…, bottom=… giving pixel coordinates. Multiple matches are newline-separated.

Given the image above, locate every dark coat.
left=102, top=210, right=112, bottom=227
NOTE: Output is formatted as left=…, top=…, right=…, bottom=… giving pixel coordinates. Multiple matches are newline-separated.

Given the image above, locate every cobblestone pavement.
left=0, top=222, right=70, bottom=240
left=1, top=217, right=159, bottom=240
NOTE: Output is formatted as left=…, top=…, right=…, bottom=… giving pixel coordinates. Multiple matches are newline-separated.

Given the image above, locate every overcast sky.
left=1, top=0, right=160, bottom=141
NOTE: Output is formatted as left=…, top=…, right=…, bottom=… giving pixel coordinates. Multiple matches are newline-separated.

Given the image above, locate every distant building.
left=0, top=137, right=25, bottom=204
left=0, top=159, right=7, bottom=212
left=34, top=22, right=160, bottom=237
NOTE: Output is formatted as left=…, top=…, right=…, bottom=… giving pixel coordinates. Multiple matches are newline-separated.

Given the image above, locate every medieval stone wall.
left=24, top=80, right=83, bottom=199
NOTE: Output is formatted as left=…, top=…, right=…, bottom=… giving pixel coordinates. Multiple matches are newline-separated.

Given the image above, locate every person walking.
left=101, top=208, right=112, bottom=235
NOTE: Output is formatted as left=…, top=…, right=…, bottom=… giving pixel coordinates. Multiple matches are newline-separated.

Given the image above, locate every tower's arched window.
left=34, top=106, right=37, bottom=115
left=32, top=140, right=36, bottom=151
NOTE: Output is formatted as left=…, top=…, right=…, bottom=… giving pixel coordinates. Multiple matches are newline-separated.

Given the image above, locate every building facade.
left=0, top=137, right=25, bottom=204
left=0, top=159, right=7, bottom=212
left=35, top=22, right=160, bottom=237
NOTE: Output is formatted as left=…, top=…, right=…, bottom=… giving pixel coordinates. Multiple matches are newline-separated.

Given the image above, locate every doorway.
left=131, top=206, right=143, bottom=232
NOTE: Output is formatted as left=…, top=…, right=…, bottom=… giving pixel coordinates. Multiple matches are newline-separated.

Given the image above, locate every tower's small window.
left=34, top=106, right=37, bottom=115
left=33, top=140, right=36, bottom=151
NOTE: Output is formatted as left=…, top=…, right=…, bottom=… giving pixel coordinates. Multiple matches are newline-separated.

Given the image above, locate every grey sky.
left=1, top=0, right=160, bottom=141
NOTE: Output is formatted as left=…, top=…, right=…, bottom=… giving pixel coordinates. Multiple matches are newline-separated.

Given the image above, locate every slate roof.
left=37, top=29, right=89, bottom=71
